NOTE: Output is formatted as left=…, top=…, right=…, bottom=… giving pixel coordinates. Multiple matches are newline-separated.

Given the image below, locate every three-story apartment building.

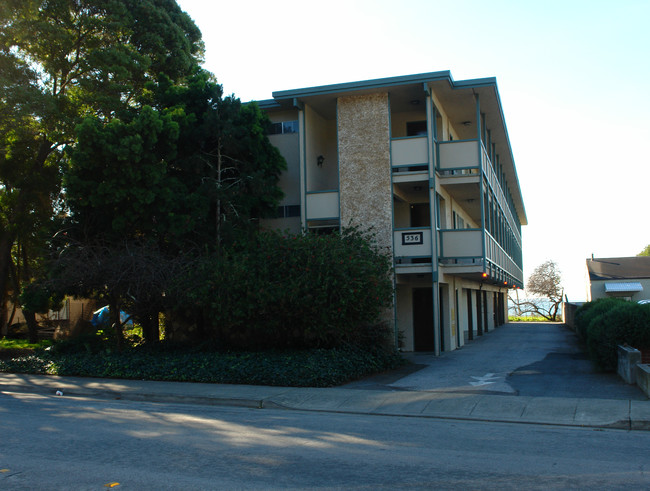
left=258, top=71, right=527, bottom=353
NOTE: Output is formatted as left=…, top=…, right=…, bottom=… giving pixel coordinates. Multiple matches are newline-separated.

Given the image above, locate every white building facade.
left=259, top=71, right=527, bottom=353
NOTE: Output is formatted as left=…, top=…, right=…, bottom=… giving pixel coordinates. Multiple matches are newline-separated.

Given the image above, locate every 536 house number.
left=402, top=232, right=423, bottom=245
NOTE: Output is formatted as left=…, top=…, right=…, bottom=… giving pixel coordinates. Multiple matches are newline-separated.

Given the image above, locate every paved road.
left=2, top=392, right=650, bottom=490
left=346, top=322, right=646, bottom=400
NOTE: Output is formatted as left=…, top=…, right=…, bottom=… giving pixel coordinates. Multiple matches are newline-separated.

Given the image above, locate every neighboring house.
left=3, top=297, right=96, bottom=339
left=586, top=256, right=650, bottom=302
left=258, top=71, right=527, bottom=353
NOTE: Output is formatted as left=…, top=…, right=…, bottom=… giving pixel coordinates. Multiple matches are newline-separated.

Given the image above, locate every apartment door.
left=438, top=286, right=445, bottom=352
left=467, top=290, right=474, bottom=341
left=476, top=291, right=483, bottom=336
left=413, top=287, right=435, bottom=351
left=410, top=203, right=430, bottom=227
left=483, top=291, right=489, bottom=332
left=498, top=292, right=505, bottom=325
left=455, top=289, right=461, bottom=347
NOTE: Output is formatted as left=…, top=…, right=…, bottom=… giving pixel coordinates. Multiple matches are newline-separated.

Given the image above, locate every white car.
left=638, top=299, right=650, bottom=305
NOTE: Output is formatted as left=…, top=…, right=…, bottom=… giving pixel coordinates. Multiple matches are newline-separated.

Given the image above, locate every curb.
left=2, top=379, right=649, bottom=432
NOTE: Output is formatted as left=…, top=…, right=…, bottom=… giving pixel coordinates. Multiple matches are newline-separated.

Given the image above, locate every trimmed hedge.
left=0, top=346, right=405, bottom=387
left=575, top=298, right=650, bottom=371
left=169, top=228, right=394, bottom=350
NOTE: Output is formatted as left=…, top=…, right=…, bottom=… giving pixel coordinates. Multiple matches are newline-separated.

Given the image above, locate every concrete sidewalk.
left=2, top=373, right=650, bottom=431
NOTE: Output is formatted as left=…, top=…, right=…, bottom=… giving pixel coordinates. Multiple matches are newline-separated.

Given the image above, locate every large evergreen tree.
left=59, top=69, right=286, bottom=344
left=0, top=0, right=203, bottom=336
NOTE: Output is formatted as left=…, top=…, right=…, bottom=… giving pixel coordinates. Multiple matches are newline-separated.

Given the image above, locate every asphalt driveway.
left=345, top=322, right=647, bottom=400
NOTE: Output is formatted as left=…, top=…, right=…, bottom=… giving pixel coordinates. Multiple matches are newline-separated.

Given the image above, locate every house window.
left=453, top=212, right=464, bottom=230
left=410, top=203, right=430, bottom=227
left=406, top=121, right=427, bottom=137
left=274, top=204, right=301, bottom=218
left=268, top=120, right=299, bottom=135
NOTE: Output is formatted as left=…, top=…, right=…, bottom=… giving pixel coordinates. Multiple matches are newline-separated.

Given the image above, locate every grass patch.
left=0, top=337, right=53, bottom=360
left=508, top=316, right=553, bottom=322
left=0, top=338, right=53, bottom=350
left=0, top=345, right=405, bottom=387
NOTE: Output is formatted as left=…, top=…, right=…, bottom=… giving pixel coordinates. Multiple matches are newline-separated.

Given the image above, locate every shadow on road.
left=346, top=322, right=648, bottom=400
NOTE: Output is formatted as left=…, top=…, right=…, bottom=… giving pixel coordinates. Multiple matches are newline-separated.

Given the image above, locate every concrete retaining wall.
left=618, top=345, right=642, bottom=384
left=562, top=302, right=578, bottom=329
left=636, top=364, right=650, bottom=398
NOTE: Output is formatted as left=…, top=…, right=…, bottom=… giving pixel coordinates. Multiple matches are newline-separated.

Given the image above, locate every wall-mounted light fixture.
left=317, top=155, right=324, bottom=167
left=461, top=121, right=472, bottom=127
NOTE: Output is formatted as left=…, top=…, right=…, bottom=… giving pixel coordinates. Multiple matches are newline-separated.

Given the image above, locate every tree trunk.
left=216, top=140, right=222, bottom=249
left=0, top=303, right=7, bottom=337
left=109, top=300, right=124, bottom=351
left=21, top=242, right=39, bottom=343
left=24, top=310, right=39, bottom=344
left=0, top=234, right=15, bottom=336
left=142, top=311, right=160, bottom=344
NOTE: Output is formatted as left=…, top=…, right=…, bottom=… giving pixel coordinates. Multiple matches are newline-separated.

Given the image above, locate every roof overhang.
left=604, top=282, right=644, bottom=293
left=268, top=71, right=526, bottom=226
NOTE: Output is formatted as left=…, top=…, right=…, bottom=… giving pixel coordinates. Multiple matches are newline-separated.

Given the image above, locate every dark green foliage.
left=0, top=0, right=204, bottom=336
left=0, top=345, right=405, bottom=387
left=171, top=228, right=394, bottom=350
left=64, top=107, right=191, bottom=242
left=575, top=299, right=650, bottom=371
left=64, top=70, right=286, bottom=251
left=574, top=297, right=627, bottom=341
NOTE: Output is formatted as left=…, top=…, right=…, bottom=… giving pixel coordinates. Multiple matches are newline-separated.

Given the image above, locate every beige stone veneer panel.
left=337, top=93, right=393, bottom=256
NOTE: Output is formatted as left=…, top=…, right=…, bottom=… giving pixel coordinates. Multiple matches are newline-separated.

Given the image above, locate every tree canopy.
left=0, top=0, right=199, bottom=336
left=510, top=260, right=564, bottom=321
left=1, top=0, right=286, bottom=344
left=638, top=245, right=650, bottom=257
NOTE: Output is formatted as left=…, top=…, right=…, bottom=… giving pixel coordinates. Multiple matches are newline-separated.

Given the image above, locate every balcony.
left=439, top=228, right=523, bottom=285
left=306, top=190, right=339, bottom=220
left=438, top=140, right=480, bottom=175
left=439, top=229, right=484, bottom=273
left=485, top=232, right=523, bottom=285
left=394, top=227, right=433, bottom=272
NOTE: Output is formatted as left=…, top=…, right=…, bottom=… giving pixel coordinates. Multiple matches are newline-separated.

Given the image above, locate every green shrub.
left=577, top=300, right=650, bottom=371
left=574, top=297, right=628, bottom=341
left=0, top=345, right=405, bottom=387
left=170, top=228, right=394, bottom=350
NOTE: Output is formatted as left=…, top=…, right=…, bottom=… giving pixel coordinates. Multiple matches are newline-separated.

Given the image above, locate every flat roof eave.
left=271, top=71, right=499, bottom=100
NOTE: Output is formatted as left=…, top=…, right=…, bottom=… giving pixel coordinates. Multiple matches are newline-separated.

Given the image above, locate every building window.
left=274, top=204, right=301, bottom=218
left=406, top=121, right=427, bottom=137
left=268, top=120, right=299, bottom=135
left=453, top=212, right=464, bottom=230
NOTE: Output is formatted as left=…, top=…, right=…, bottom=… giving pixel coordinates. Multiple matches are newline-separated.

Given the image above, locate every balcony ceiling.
left=269, top=72, right=527, bottom=225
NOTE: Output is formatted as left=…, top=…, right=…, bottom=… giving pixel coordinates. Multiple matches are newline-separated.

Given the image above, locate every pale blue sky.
left=178, top=0, right=650, bottom=301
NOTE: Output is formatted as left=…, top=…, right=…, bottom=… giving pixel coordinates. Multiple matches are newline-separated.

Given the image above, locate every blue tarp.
left=91, top=306, right=133, bottom=327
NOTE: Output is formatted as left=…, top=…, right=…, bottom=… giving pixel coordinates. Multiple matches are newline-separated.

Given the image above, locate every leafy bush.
left=575, top=299, right=650, bottom=371
left=0, top=346, right=405, bottom=387
left=170, top=228, right=394, bottom=350
left=574, top=297, right=627, bottom=341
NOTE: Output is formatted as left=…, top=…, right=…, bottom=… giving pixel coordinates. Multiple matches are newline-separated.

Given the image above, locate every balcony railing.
left=480, top=143, right=521, bottom=246
left=306, top=190, right=339, bottom=220
left=439, top=228, right=523, bottom=284
left=485, top=231, right=523, bottom=284
left=394, top=227, right=432, bottom=259
left=391, top=136, right=428, bottom=167
left=440, top=229, right=483, bottom=259
left=438, top=140, right=480, bottom=174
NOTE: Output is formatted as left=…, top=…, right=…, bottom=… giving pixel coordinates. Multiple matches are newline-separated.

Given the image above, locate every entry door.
left=467, top=290, right=473, bottom=341
left=413, top=288, right=434, bottom=351
left=476, top=292, right=483, bottom=336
